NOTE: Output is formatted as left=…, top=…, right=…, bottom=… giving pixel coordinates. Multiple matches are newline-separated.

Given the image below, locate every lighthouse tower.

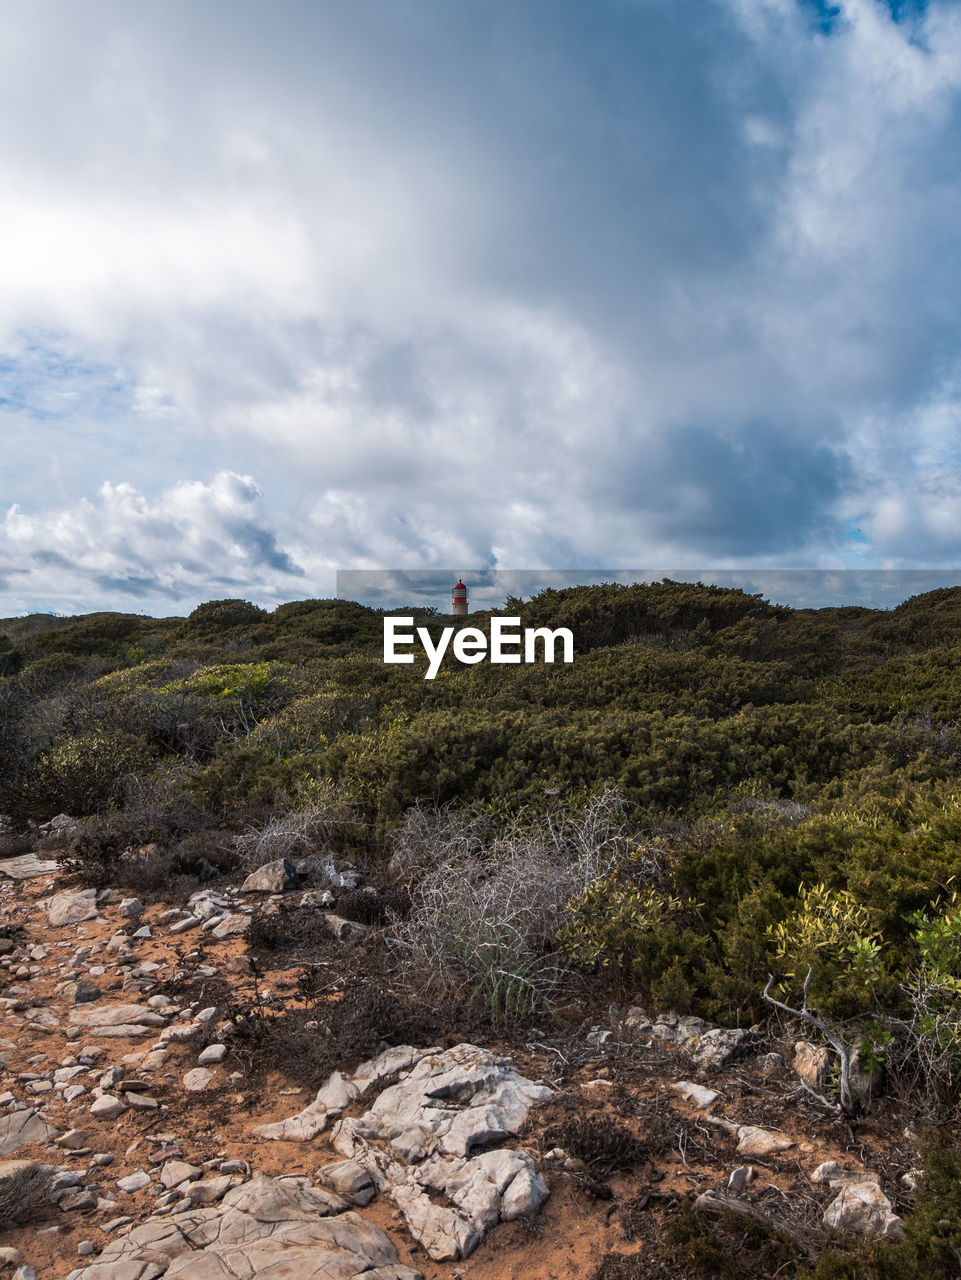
left=451, top=579, right=469, bottom=616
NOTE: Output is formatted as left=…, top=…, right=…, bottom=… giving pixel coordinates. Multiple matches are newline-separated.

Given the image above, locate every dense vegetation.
left=4, top=581, right=961, bottom=1120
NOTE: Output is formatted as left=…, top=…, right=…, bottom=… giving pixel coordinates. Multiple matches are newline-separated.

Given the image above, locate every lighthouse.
left=451, top=579, right=469, bottom=616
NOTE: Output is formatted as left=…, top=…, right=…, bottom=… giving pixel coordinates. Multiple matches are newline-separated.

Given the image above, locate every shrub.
left=0, top=1162, right=56, bottom=1225
left=23, top=729, right=156, bottom=816
left=387, top=792, right=631, bottom=1022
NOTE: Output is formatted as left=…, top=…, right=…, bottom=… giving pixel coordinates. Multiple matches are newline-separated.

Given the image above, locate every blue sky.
left=2, top=0, right=961, bottom=615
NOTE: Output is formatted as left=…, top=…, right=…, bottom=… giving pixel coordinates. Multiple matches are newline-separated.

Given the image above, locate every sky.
left=2, top=0, right=961, bottom=616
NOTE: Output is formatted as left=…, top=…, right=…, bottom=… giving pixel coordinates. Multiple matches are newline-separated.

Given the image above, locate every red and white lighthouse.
left=451, top=579, right=469, bottom=616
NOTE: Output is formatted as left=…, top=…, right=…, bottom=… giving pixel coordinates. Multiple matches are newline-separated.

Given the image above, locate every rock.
left=241, top=858, right=298, bottom=893
left=672, top=1080, right=719, bottom=1109
left=45, top=889, right=100, bottom=928
left=56, top=1129, right=93, bottom=1151
left=59, top=1189, right=97, bottom=1212
left=316, top=1159, right=377, bottom=1206
left=161, top=1161, right=202, bottom=1189
left=0, top=1248, right=19, bottom=1267
left=69, top=1005, right=166, bottom=1029
left=352, top=1044, right=553, bottom=1162
left=728, top=1165, right=755, bottom=1193
left=0, top=854, right=59, bottom=881
left=254, top=1070, right=359, bottom=1141
left=119, top=898, right=144, bottom=918
left=69, top=980, right=102, bottom=1005
left=300, top=889, right=335, bottom=908
left=169, top=916, right=201, bottom=935
left=210, top=913, right=248, bottom=939
left=197, top=1044, right=226, bottom=1065
left=323, top=914, right=369, bottom=942
left=823, top=1180, right=904, bottom=1241
left=0, top=1109, right=58, bottom=1156
left=183, top=1068, right=214, bottom=1092
left=126, top=1093, right=159, bottom=1111
left=691, top=1027, right=757, bottom=1073
left=393, top=1149, right=549, bottom=1262
left=793, top=1040, right=831, bottom=1088
left=735, top=1126, right=793, bottom=1158
left=117, top=1170, right=151, bottom=1193
left=62, top=1174, right=419, bottom=1280
left=42, top=813, right=77, bottom=834
left=90, top=1095, right=126, bottom=1120
left=184, top=1175, right=233, bottom=1206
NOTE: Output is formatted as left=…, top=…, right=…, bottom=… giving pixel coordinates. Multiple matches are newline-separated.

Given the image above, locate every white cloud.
left=2, top=0, right=961, bottom=613
left=0, top=472, right=306, bottom=615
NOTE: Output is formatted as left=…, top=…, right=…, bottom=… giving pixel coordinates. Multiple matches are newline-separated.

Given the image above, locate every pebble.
left=116, top=1170, right=150, bottom=1193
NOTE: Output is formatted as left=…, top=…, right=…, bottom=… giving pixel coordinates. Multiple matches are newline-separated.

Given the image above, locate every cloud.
left=2, top=0, right=961, bottom=614
left=0, top=472, right=305, bottom=615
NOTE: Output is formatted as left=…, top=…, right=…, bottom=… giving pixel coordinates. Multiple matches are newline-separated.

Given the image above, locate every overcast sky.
left=1, top=0, right=959, bottom=616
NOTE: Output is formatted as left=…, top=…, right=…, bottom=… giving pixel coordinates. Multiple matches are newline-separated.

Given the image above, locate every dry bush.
left=541, top=1114, right=647, bottom=1175
left=386, top=790, right=638, bottom=1022
left=221, top=979, right=435, bottom=1089
left=232, top=793, right=359, bottom=875
left=0, top=1162, right=56, bottom=1224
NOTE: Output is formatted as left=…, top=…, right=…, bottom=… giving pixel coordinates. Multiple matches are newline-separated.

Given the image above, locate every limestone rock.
left=793, top=1040, right=831, bottom=1088
left=45, top=889, right=100, bottom=928
left=0, top=854, right=59, bottom=881
left=316, top=1159, right=377, bottom=1206
left=691, top=1027, right=757, bottom=1073
left=323, top=914, right=369, bottom=942
left=69, top=1005, right=166, bottom=1029
left=254, top=1070, right=358, bottom=1141
left=240, top=858, right=298, bottom=893
left=197, top=1044, right=226, bottom=1065
left=62, top=1174, right=419, bottom=1280
left=90, top=1095, right=126, bottom=1120
left=0, top=1109, right=58, bottom=1157
left=672, top=1080, right=719, bottom=1109
left=160, top=1161, right=202, bottom=1189
left=183, top=1068, right=214, bottom=1093
left=735, top=1125, right=793, bottom=1158
left=823, top=1180, right=904, bottom=1241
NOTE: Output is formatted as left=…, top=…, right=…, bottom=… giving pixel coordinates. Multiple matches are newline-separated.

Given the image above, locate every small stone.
left=736, top=1125, right=793, bottom=1158
left=728, top=1165, right=755, bottom=1193
left=183, top=1068, right=214, bottom=1092
left=169, top=916, right=201, bottom=935
left=126, top=1093, right=159, bottom=1111
left=118, top=898, right=144, bottom=918
left=198, top=1044, right=227, bottom=1065
left=672, top=1080, right=719, bottom=1110
left=116, top=1169, right=150, bottom=1193
left=90, top=1095, right=125, bottom=1120
left=161, top=1160, right=202, bottom=1188
left=56, top=1128, right=92, bottom=1151
left=76, top=1241, right=95, bottom=1256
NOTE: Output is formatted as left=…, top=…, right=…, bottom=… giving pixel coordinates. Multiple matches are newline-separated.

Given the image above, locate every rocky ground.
left=0, top=820, right=929, bottom=1280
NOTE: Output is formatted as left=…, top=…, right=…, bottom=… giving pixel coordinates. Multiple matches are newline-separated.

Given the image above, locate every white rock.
left=197, top=1044, right=226, bottom=1065
left=116, top=1170, right=150, bottom=1193
left=45, top=890, right=100, bottom=928
left=672, top=1080, right=719, bottom=1109
left=823, top=1180, right=904, bottom=1241
left=183, top=1068, right=214, bottom=1093
left=90, top=1096, right=125, bottom=1120
left=735, top=1125, right=793, bottom=1157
